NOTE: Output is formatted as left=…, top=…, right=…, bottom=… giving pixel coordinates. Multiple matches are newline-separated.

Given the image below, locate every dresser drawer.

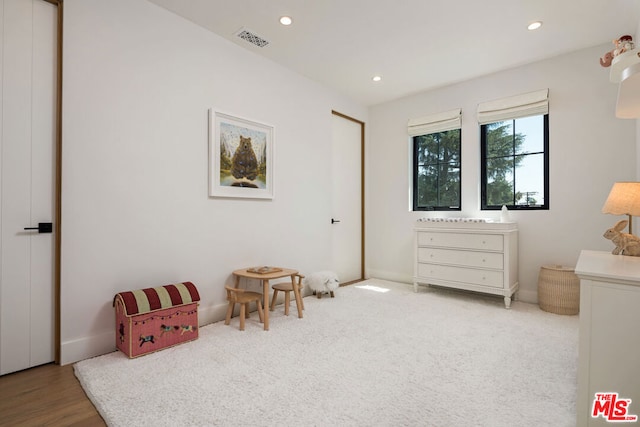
left=417, top=263, right=504, bottom=288
left=417, top=231, right=503, bottom=251
left=417, top=247, right=503, bottom=269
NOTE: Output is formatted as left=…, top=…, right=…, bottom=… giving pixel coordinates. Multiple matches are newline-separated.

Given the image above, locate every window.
left=413, top=130, right=461, bottom=210
left=480, top=114, right=549, bottom=209
left=408, top=108, right=462, bottom=211
left=478, top=89, right=549, bottom=210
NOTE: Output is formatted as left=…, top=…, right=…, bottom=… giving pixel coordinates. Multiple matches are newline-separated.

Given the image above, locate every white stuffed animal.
left=303, top=271, right=339, bottom=298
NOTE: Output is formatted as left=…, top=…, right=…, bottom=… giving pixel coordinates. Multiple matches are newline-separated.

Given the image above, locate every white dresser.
left=575, top=250, right=640, bottom=426
left=413, top=220, right=518, bottom=308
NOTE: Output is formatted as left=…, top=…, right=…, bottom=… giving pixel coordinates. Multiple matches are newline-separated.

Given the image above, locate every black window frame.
left=480, top=114, right=549, bottom=210
left=412, top=128, right=462, bottom=211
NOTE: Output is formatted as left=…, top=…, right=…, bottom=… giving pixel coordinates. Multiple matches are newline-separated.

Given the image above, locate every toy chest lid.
left=113, top=281, right=200, bottom=317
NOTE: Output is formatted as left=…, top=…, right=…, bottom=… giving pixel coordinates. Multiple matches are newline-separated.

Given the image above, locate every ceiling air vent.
left=235, top=28, right=269, bottom=48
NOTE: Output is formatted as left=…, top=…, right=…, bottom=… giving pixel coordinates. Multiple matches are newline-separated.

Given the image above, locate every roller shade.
left=408, top=108, right=461, bottom=136
left=477, top=89, right=548, bottom=124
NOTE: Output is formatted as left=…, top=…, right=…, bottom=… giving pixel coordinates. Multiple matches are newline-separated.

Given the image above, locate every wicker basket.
left=537, top=265, right=580, bottom=315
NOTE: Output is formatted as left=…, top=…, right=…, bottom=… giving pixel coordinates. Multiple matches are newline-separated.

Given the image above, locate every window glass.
left=481, top=115, right=548, bottom=210
left=515, top=115, right=544, bottom=154
left=413, top=129, right=461, bottom=211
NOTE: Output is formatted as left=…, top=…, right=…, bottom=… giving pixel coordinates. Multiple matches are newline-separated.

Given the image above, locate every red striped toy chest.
left=113, top=282, right=200, bottom=358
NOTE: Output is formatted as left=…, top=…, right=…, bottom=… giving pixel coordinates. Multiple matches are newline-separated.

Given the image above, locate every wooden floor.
left=0, top=363, right=105, bottom=426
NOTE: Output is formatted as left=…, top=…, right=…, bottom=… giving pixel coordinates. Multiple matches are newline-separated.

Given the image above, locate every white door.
left=0, top=0, right=57, bottom=375
left=331, top=112, right=363, bottom=283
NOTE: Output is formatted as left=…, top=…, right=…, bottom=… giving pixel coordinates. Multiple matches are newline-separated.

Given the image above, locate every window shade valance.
left=407, top=108, right=461, bottom=136
left=477, top=89, right=548, bottom=124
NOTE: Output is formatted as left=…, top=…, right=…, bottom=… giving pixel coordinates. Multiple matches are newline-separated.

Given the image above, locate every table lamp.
left=602, top=182, right=640, bottom=234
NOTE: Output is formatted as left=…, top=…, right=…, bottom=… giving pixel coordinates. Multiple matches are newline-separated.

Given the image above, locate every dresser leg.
left=504, top=296, right=512, bottom=309
left=413, top=282, right=419, bottom=292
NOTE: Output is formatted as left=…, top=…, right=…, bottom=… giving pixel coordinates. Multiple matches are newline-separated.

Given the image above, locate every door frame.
left=42, top=0, right=63, bottom=365
left=331, top=110, right=365, bottom=283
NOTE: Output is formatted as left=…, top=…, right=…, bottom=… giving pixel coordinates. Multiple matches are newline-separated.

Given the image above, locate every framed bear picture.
left=209, top=110, right=274, bottom=199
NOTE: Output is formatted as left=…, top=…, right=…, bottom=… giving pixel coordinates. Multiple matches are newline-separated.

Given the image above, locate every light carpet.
left=74, top=279, right=578, bottom=427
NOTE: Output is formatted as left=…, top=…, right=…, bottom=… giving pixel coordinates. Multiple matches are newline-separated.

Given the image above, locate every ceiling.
left=146, top=0, right=640, bottom=106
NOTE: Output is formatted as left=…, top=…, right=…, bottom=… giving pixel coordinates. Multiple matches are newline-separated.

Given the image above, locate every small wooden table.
left=232, top=267, right=302, bottom=330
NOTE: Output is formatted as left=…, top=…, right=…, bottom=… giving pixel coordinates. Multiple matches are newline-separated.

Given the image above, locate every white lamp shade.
left=602, top=182, right=640, bottom=216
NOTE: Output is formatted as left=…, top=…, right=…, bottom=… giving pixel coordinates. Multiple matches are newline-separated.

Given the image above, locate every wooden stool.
left=224, top=286, right=264, bottom=331
left=270, top=274, right=304, bottom=316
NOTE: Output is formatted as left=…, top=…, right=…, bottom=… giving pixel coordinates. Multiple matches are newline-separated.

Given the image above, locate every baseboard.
left=515, top=288, right=537, bottom=304
left=367, top=270, right=539, bottom=305
left=365, top=269, right=413, bottom=285
left=61, top=330, right=116, bottom=366
left=198, top=302, right=232, bottom=326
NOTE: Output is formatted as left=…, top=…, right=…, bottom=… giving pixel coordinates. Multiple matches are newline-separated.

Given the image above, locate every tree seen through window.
left=481, top=114, right=548, bottom=210
left=413, top=129, right=461, bottom=210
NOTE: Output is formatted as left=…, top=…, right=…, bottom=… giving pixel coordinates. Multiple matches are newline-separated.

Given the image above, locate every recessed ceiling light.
left=280, top=16, right=293, bottom=26
left=372, top=75, right=382, bottom=82
left=527, top=21, right=542, bottom=31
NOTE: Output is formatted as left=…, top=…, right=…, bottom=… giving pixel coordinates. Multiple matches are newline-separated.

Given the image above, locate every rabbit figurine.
left=603, top=219, right=640, bottom=256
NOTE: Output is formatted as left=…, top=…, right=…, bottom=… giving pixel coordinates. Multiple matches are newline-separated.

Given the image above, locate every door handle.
left=331, top=218, right=341, bottom=224
left=24, top=222, right=52, bottom=233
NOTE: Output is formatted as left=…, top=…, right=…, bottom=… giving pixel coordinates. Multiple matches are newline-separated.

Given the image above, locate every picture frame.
left=209, top=109, right=274, bottom=199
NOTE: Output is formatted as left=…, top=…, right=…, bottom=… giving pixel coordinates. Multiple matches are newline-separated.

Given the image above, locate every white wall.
left=60, top=0, right=367, bottom=363
left=366, top=44, right=637, bottom=303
